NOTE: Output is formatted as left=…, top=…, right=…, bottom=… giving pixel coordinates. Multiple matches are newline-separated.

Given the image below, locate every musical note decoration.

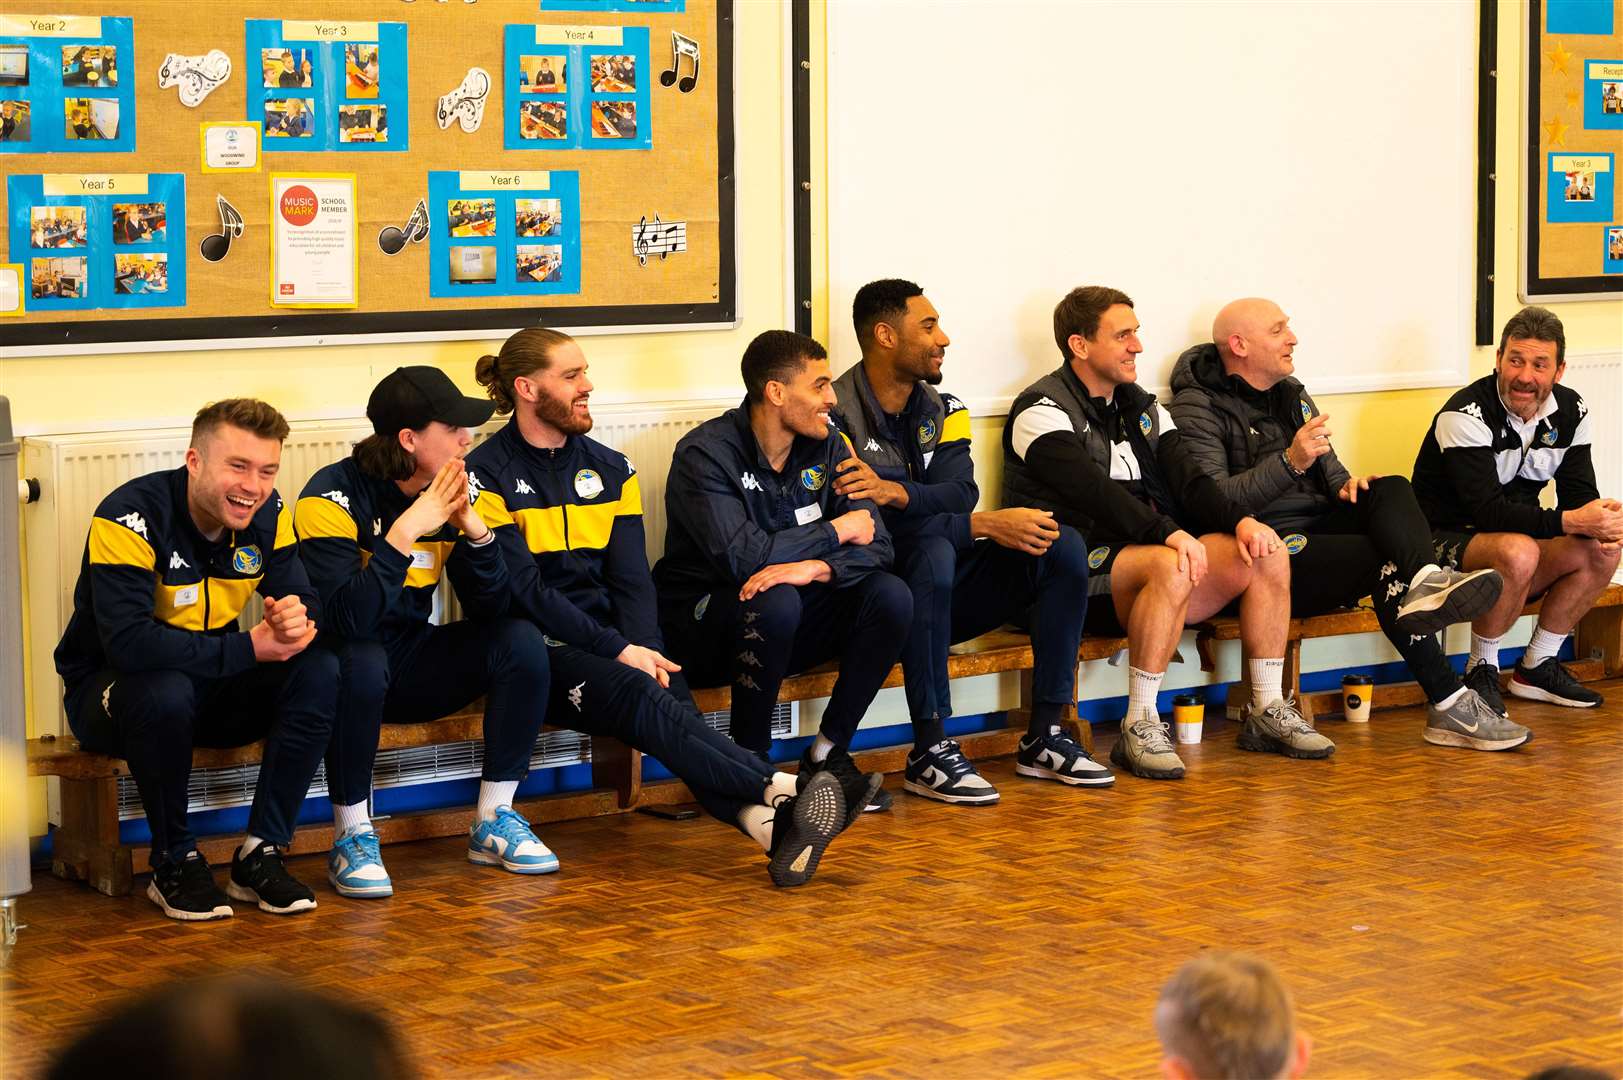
left=659, top=32, right=700, bottom=94
left=378, top=199, right=430, bottom=256
left=199, top=195, right=244, bottom=263
left=633, top=214, right=687, bottom=267
left=437, top=67, right=490, bottom=132
left=157, top=49, right=232, bottom=108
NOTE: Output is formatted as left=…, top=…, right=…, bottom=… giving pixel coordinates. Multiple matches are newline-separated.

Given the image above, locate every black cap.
left=367, top=366, right=496, bottom=436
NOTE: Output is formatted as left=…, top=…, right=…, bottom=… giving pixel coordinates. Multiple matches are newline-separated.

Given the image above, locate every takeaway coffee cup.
left=1173, top=693, right=1204, bottom=744
left=1342, top=675, right=1374, bottom=722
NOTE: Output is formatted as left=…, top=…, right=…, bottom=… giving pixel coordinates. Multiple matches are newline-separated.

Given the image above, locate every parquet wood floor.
left=5, top=688, right=1623, bottom=1079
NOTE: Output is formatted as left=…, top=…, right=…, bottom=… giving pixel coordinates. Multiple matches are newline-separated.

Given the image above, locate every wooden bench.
left=1192, top=583, right=1623, bottom=721
left=27, top=628, right=1124, bottom=897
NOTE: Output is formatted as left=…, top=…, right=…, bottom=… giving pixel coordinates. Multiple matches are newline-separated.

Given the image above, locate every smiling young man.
left=655, top=330, right=910, bottom=811
left=296, top=367, right=557, bottom=897
left=1169, top=298, right=1511, bottom=751
left=54, top=399, right=336, bottom=921
left=1411, top=306, right=1623, bottom=722
left=1003, top=287, right=1315, bottom=781
left=465, top=329, right=859, bottom=887
left=831, top=279, right=1101, bottom=802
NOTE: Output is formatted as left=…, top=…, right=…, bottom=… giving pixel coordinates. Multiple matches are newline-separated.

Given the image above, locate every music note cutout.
left=157, top=49, right=232, bottom=108
left=659, top=32, right=700, bottom=94
left=632, top=214, right=687, bottom=267
left=378, top=199, right=430, bottom=256
left=437, top=67, right=490, bottom=132
left=199, top=195, right=244, bottom=263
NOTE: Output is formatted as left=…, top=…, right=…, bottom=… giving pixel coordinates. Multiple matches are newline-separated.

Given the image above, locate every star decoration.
left=1546, top=40, right=1574, bottom=76
left=1545, top=114, right=1569, bottom=147
left=1565, top=88, right=1581, bottom=109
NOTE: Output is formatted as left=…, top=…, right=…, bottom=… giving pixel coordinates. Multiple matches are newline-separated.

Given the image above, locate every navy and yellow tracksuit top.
left=829, top=363, right=976, bottom=552
left=652, top=401, right=895, bottom=608
left=54, top=467, right=317, bottom=689
left=463, top=418, right=659, bottom=659
left=293, top=457, right=508, bottom=653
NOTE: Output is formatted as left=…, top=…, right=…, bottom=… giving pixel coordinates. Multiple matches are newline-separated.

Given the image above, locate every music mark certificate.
left=270, top=172, right=358, bottom=307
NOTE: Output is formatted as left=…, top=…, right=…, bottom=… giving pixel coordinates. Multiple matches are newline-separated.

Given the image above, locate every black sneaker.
left=799, top=745, right=889, bottom=826
left=146, top=850, right=233, bottom=922
left=1015, top=728, right=1115, bottom=787
left=1464, top=660, right=1508, bottom=717
left=227, top=842, right=317, bottom=915
left=903, top=739, right=1000, bottom=804
left=1510, top=656, right=1603, bottom=708
left=766, top=771, right=846, bottom=888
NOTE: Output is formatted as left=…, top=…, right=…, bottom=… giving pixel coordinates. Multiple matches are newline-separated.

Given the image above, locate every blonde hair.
left=1155, top=952, right=1295, bottom=1080
left=473, top=327, right=576, bottom=415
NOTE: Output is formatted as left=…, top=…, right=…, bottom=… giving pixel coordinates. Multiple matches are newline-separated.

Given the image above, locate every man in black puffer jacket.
left=1168, top=297, right=1518, bottom=752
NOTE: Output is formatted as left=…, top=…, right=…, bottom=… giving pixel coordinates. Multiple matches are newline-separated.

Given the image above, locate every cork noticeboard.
left=0, top=0, right=733, bottom=352
left=1524, top=0, right=1623, bottom=300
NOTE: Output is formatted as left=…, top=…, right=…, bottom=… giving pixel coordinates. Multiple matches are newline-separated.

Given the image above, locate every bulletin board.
left=1524, top=0, right=1623, bottom=299
left=0, top=0, right=732, bottom=353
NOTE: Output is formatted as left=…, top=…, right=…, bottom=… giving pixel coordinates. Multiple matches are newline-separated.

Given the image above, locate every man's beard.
left=534, top=393, right=592, bottom=435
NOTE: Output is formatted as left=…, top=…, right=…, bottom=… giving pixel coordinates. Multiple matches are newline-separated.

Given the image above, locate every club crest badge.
left=232, top=546, right=263, bottom=574
left=1283, top=533, right=1308, bottom=555
left=1139, top=412, right=1153, bottom=435
left=800, top=465, right=826, bottom=491
left=574, top=468, right=604, bottom=499
left=917, top=417, right=937, bottom=445
left=1088, top=545, right=1110, bottom=569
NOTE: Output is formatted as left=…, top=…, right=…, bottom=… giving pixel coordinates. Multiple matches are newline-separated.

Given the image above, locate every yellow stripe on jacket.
left=89, top=517, right=156, bottom=570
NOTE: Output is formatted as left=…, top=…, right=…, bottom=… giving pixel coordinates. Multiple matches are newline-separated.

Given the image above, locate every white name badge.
left=795, top=503, right=823, bottom=525
left=174, top=585, right=199, bottom=607
left=410, top=548, right=437, bottom=570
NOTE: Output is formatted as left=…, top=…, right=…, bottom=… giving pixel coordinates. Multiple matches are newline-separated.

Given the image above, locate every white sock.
left=1434, top=685, right=1466, bottom=709
left=810, top=733, right=835, bottom=763
left=334, top=800, right=371, bottom=834
left=477, top=780, right=520, bottom=822
left=738, top=805, right=774, bottom=852
left=1523, top=624, right=1567, bottom=667
left=1409, top=563, right=1442, bottom=592
left=238, top=834, right=267, bottom=860
left=1249, top=657, right=1285, bottom=709
left=1471, top=632, right=1503, bottom=669
left=763, top=772, right=798, bottom=808
left=1126, top=666, right=1165, bottom=720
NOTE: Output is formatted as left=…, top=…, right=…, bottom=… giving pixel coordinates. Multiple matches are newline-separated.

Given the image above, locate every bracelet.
left=1280, top=449, right=1306, bottom=478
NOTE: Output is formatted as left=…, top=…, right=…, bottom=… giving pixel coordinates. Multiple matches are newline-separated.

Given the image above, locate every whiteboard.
left=827, top=1, right=1478, bottom=410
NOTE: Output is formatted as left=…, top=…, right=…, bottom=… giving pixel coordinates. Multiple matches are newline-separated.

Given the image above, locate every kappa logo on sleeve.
left=466, top=471, right=485, bottom=501
left=322, top=490, right=351, bottom=511
left=863, top=438, right=881, bottom=453
left=169, top=552, right=190, bottom=569
left=740, top=472, right=763, bottom=492
left=114, top=512, right=149, bottom=538
left=515, top=478, right=535, bottom=495
left=1578, top=399, right=1589, bottom=419
left=1459, top=401, right=1484, bottom=422
left=1036, top=397, right=1059, bottom=407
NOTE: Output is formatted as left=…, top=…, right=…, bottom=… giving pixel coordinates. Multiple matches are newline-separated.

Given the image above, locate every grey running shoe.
left=1395, top=567, right=1502, bottom=636
left=1424, top=687, right=1533, bottom=751
left=1236, top=698, right=1336, bottom=759
left=1510, top=656, right=1603, bottom=708
left=1109, top=714, right=1185, bottom=780
left=1464, top=660, right=1508, bottom=717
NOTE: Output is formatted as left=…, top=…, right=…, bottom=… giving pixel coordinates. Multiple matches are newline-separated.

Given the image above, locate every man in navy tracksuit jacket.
left=830, top=279, right=1105, bottom=806
left=54, top=399, right=335, bottom=922
left=296, top=367, right=556, bottom=898
left=655, top=330, right=912, bottom=812
left=466, top=328, right=861, bottom=888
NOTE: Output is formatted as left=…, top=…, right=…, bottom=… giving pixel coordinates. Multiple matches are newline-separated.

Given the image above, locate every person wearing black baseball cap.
left=295, top=365, right=561, bottom=898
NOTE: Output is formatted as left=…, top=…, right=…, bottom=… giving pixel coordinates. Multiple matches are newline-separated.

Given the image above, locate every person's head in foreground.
left=46, top=974, right=414, bottom=1080
left=1155, top=951, right=1311, bottom=1080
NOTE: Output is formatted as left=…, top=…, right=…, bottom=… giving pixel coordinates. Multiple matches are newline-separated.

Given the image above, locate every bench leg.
left=1575, top=604, right=1623, bottom=678
left=1283, top=639, right=1313, bottom=724
left=590, top=736, right=641, bottom=809
left=51, top=777, right=132, bottom=897
left=1009, top=667, right=1093, bottom=754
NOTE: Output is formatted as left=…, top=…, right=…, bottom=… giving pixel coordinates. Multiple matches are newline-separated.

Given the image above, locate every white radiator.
left=1556, top=350, right=1623, bottom=584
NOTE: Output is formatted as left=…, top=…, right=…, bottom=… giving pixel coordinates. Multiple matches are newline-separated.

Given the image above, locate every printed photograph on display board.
left=540, top=0, right=685, bottom=11
left=0, top=15, right=135, bottom=153
left=427, top=168, right=581, bottom=297
left=1525, top=0, right=1623, bottom=294
left=244, top=19, right=409, bottom=152
left=503, top=24, right=651, bottom=150
left=6, top=171, right=187, bottom=310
